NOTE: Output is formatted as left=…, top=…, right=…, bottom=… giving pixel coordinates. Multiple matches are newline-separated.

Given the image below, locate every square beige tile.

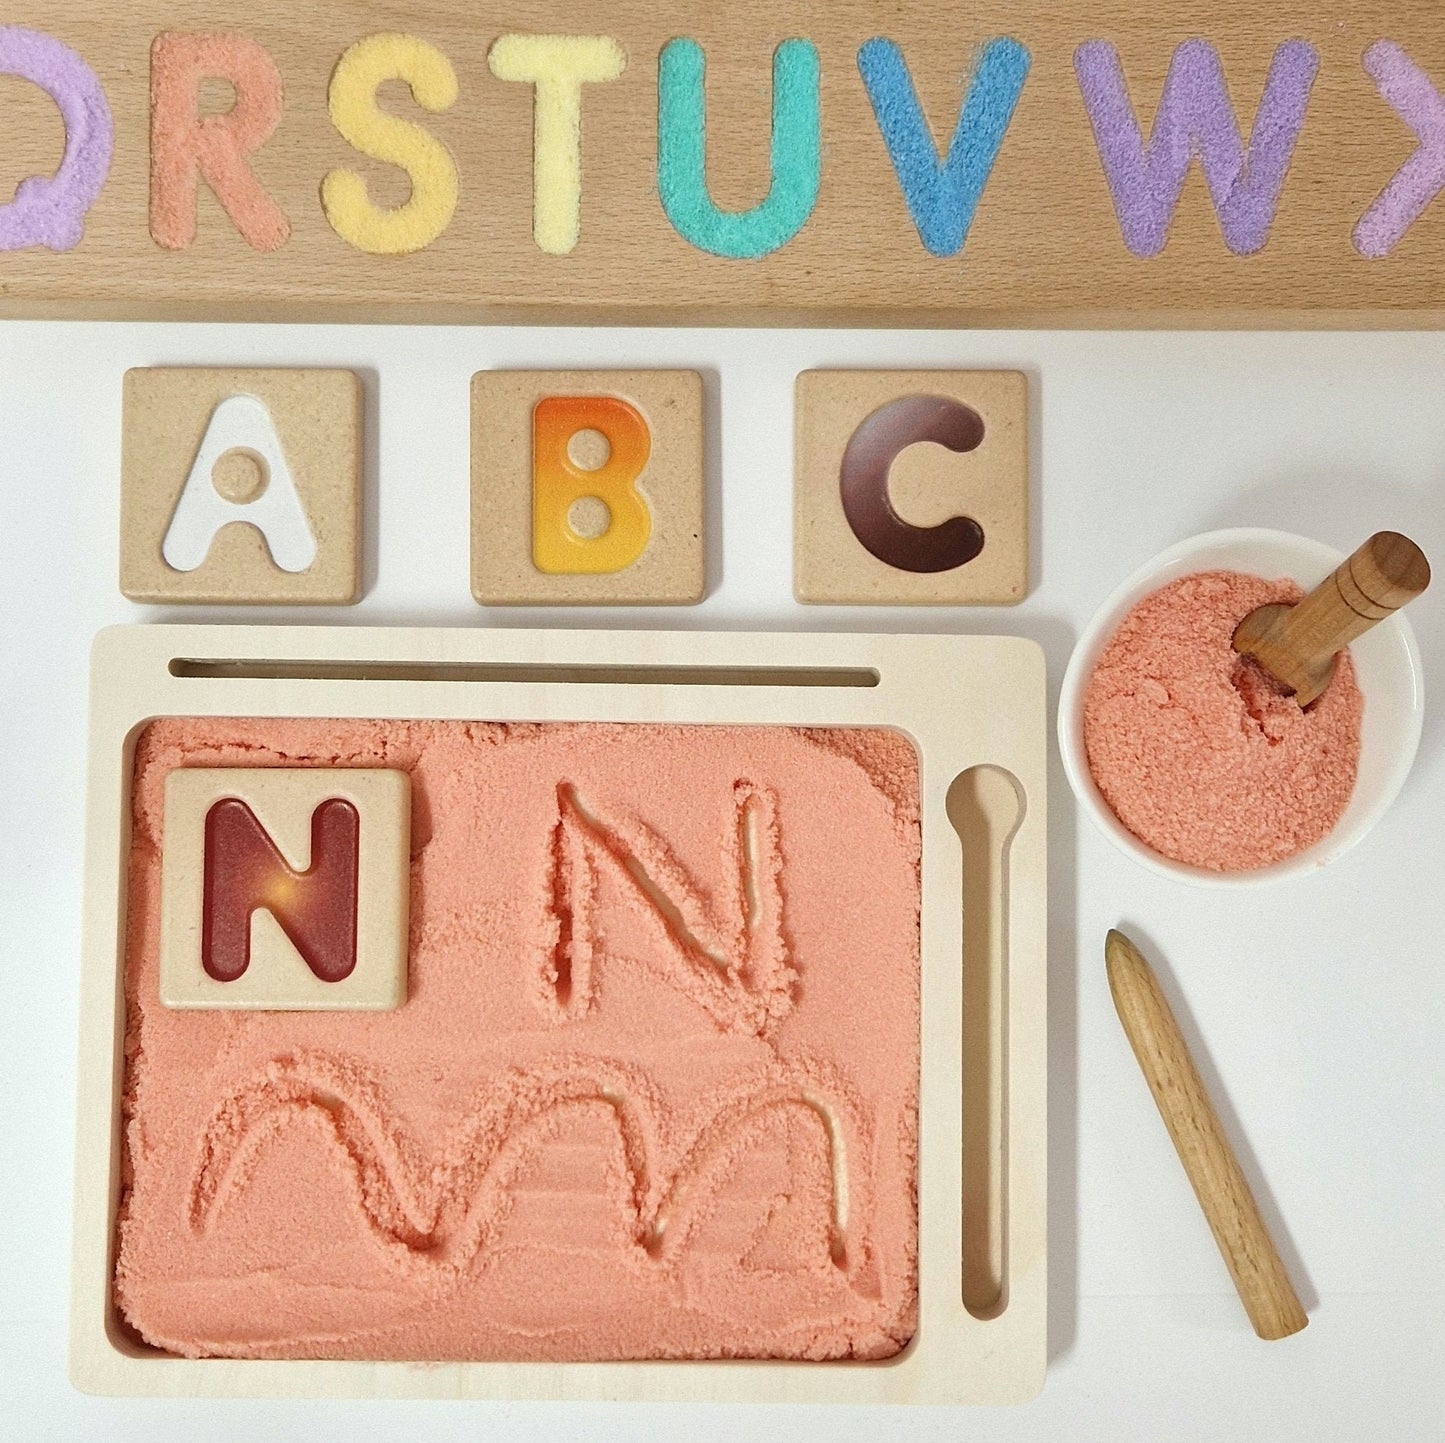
left=794, top=370, right=1028, bottom=605
left=120, top=368, right=362, bottom=604
left=159, top=767, right=410, bottom=1011
left=472, top=369, right=704, bottom=605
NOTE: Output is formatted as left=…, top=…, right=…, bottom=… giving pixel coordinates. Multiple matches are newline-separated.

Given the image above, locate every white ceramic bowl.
left=1059, top=528, right=1425, bottom=886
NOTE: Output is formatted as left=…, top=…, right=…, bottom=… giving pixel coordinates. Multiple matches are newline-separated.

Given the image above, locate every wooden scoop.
left=1233, top=531, right=1429, bottom=706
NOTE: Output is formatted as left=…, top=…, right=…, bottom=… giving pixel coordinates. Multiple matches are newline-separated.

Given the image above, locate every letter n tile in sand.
left=794, top=370, right=1027, bottom=604
left=471, top=369, right=704, bottom=604
left=120, top=368, right=362, bottom=603
left=159, top=768, right=409, bottom=1010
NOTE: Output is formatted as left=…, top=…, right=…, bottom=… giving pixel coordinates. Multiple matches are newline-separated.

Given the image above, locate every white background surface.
left=2, top=323, right=1443, bottom=1440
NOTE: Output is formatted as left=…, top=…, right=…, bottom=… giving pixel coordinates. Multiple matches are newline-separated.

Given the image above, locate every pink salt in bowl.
left=1059, top=528, right=1425, bottom=886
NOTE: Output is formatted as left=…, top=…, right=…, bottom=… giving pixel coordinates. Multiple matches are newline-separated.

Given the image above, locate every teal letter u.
left=657, top=37, right=820, bottom=259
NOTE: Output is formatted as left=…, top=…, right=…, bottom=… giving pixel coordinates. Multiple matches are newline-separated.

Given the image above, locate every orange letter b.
left=532, top=396, right=652, bottom=574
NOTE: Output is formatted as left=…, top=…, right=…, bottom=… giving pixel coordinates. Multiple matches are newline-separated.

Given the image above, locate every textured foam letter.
left=533, top=396, right=651, bottom=574
left=0, top=26, right=112, bottom=252
left=657, top=38, right=820, bottom=259
left=322, top=33, right=458, bottom=255
left=1354, top=41, right=1445, bottom=258
left=858, top=37, right=1030, bottom=257
left=150, top=32, right=288, bottom=251
left=488, top=35, right=625, bottom=255
left=1074, top=38, right=1317, bottom=257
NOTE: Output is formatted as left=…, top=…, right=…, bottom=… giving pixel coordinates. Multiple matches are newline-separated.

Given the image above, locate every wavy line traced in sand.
left=188, top=1050, right=870, bottom=1286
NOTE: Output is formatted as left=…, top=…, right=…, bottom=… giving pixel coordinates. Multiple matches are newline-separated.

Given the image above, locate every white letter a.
left=163, top=394, right=317, bottom=573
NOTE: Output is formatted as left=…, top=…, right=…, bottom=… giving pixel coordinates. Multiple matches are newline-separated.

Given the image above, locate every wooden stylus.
left=1105, top=929, right=1308, bottom=1341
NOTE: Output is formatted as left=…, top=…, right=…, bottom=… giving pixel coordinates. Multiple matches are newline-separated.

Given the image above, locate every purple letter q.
left=0, top=27, right=113, bottom=251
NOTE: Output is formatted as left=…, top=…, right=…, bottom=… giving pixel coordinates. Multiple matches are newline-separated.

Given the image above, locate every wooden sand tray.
left=2, top=2, right=1445, bottom=325
left=71, top=624, right=1047, bottom=1404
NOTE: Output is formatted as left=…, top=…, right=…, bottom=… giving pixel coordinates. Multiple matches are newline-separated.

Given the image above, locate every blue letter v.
left=858, top=37, right=1030, bottom=257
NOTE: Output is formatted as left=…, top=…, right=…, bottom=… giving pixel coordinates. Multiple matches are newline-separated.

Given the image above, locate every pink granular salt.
left=1083, top=570, right=1364, bottom=872
left=115, top=719, right=921, bottom=1362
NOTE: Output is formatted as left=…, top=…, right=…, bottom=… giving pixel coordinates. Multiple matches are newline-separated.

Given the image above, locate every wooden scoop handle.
left=1105, top=930, right=1308, bottom=1341
left=1233, top=532, right=1429, bottom=705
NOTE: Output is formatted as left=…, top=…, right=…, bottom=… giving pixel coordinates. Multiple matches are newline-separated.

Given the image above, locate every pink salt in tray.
left=71, top=624, right=1047, bottom=1404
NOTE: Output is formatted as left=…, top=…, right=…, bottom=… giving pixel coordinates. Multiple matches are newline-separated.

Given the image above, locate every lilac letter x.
left=1354, top=41, right=1445, bottom=258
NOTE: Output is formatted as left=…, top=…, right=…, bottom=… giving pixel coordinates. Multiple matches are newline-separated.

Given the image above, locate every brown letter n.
left=201, top=797, right=359, bottom=982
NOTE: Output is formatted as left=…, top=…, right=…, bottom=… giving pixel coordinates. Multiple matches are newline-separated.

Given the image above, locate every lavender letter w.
left=1074, top=39, right=1318, bottom=257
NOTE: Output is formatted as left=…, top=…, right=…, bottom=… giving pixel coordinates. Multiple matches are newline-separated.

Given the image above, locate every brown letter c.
left=838, top=395, right=985, bottom=573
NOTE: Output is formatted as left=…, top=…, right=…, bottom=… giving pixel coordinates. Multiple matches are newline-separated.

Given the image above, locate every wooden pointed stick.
left=1105, top=929, right=1308, bottom=1340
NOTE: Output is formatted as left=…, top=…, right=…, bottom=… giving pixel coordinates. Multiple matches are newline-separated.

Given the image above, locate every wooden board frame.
left=70, top=623, right=1047, bottom=1404
left=4, top=2, right=1445, bottom=326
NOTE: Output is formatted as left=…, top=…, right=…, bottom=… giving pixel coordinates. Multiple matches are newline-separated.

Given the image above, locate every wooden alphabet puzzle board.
left=71, top=624, right=1047, bottom=1402
left=3, top=2, right=1445, bottom=324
